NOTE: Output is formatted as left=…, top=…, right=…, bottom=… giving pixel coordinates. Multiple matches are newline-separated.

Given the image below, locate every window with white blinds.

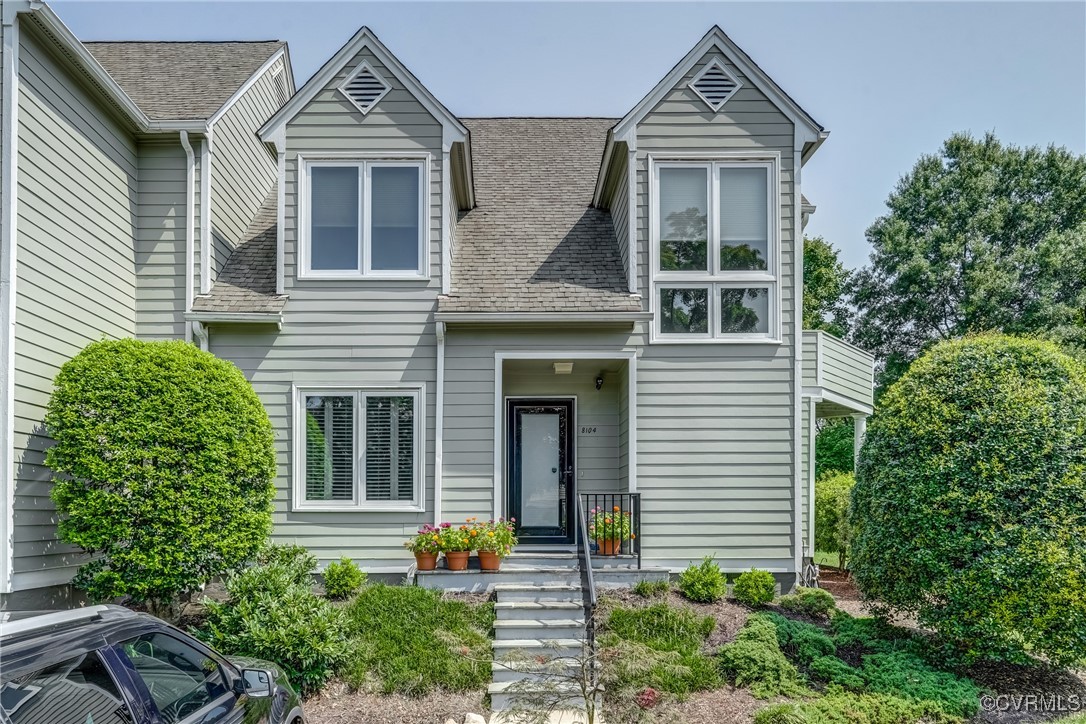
left=297, top=387, right=423, bottom=510
left=652, top=159, right=778, bottom=342
left=301, top=159, right=426, bottom=279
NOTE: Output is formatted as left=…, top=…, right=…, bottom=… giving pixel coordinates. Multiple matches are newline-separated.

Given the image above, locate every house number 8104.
left=580, top=426, right=598, bottom=435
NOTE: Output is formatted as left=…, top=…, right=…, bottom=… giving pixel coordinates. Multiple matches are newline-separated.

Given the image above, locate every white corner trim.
left=0, top=10, right=21, bottom=595
left=199, top=132, right=211, bottom=295
left=207, top=46, right=287, bottom=126
left=434, top=322, right=446, bottom=525
left=179, top=131, right=196, bottom=343
left=793, top=144, right=804, bottom=577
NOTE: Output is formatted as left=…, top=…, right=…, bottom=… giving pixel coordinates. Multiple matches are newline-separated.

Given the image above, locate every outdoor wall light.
left=553, top=362, right=574, bottom=375
left=595, top=374, right=604, bottom=390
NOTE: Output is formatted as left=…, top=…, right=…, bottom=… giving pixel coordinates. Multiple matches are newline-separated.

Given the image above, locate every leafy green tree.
left=850, top=334, right=1086, bottom=667
left=815, top=418, right=854, bottom=478
left=46, top=339, right=276, bottom=613
left=803, top=236, right=851, bottom=337
left=851, top=133, right=1086, bottom=385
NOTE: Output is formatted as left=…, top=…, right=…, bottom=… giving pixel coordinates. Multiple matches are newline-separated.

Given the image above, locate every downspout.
left=792, top=144, right=805, bottom=581
left=191, top=320, right=208, bottom=352
left=199, top=128, right=212, bottom=295
left=434, top=321, right=445, bottom=525
left=179, top=131, right=195, bottom=343
left=0, top=8, right=21, bottom=594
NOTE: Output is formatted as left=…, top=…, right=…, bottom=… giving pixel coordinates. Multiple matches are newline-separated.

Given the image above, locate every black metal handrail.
left=574, top=492, right=597, bottom=686
left=581, top=493, right=642, bottom=569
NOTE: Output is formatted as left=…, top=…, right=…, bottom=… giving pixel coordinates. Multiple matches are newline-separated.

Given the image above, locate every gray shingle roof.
left=438, top=118, right=640, bottom=314
left=192, top=187, right=287, bottom=315
left=84, top=41, right=284, bottom=120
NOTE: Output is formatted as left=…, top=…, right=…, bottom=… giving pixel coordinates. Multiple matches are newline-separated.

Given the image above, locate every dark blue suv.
left=0, top=605, right=305, bottom=724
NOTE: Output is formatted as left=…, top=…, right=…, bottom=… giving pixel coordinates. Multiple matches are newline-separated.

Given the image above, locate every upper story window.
left=300, top=158, right=428, bottom=280
left=651, top=158, right=779, bottom=342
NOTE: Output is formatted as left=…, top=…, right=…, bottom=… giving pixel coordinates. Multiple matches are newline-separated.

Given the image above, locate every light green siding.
left=135, top=138, right=200, bottom=340
left=208, top=46, right=444, bottom=571
left=801, top=398, right=812, bottom=551
left=610, top=149, right=630, bottom=289
left=629, top=49, right=799, bottom=571
left=210, top=60, right=279, bottom=276
left=802, top=330, right=875, bottom=413
left=11, top=23, right=138, bottom=590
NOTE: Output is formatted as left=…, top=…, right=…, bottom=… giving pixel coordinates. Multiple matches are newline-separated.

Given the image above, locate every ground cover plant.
left=342, top=584, right=494, bottom=696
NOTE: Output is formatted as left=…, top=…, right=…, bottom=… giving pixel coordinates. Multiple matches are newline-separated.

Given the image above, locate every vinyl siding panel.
left=632, top=48, right=800, bottom=571
left=801, top=398, right=812, bottom=551
left=210, top=61, right=279, bottom=276
left=11, top=26, right=138, bottom=589
left=820, top=334, right=875, bottom=409
left=610, top=150, right=630, bottom=290
left=208, top=46, right=443, bottom=571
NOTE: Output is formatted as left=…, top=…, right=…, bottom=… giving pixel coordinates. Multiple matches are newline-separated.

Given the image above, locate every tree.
left=814, top=472, right=854, bottom=570
left=849, top=334, right=1086, bottom=667
left=815, top=418, right=854, bottom=478
left=803, top=236, right=852, bottom=337
left=46, top=339, right=276, bottom=613
left=851, top=132, right=1086, bottom=386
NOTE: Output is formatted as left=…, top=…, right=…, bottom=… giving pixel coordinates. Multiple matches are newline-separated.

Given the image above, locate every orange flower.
left=613, top=506, right=620, bottom=512
left=631, top=534, right=637, bottom=539
left=470, top=530, right=478, bottom=537
left=605, top=518, right=612, bottom=524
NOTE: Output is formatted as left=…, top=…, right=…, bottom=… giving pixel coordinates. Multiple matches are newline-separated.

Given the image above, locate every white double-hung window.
left=651, top=157, right=779, bottom=342
left=301, top=158, right=428, bottom=279
left=294, top=386, right=424, bottom=511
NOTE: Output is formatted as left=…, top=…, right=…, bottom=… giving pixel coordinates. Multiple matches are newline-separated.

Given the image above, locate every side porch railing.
left=580, top=493, right=642, bottom=569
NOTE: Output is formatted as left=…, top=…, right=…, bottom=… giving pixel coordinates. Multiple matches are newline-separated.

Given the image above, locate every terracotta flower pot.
left=414, top=552, right=438, bottom=571
left=478, top=550, right=501, bottom=571
left=597, top=538, right=622, bottom=556
left=445, top=551, right=470, bottom=571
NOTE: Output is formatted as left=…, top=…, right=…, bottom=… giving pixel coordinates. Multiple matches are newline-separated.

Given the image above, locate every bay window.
left=301, top=158, right=427, bottom=279
left=295, top=386, right=424, bottom=511
left=652, top=158, right=779, bottom=341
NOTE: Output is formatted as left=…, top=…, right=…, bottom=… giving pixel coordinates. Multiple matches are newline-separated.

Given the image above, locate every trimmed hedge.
left=850, top=334, right=1086, bottom=667
left=46, top=339, right=275, bottom=607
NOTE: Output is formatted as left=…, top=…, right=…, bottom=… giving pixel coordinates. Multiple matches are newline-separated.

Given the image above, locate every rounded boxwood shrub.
left=323, top=556, right=366, bottom=599
left=46, top=339, right=276, bottom=609
left=734, top=568, right=776, bottom=608
left=850, top=334, right=1086, bottom=667
left=814, top=472, right=854, bottom=570
left=677, top=556, right=727, bottom=603
left=779, top=586, right=836, bottom=618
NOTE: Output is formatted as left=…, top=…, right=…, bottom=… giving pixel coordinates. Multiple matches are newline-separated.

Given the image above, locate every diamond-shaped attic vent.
left=339, top=61, right=390, bottom=116
left=689, top=58, right=742, bottom=112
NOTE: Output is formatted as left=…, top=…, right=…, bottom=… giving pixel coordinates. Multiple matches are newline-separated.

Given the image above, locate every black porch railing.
left=580, top=493, right=642, bottom=569
left=574, top=492, right=597, bottom=688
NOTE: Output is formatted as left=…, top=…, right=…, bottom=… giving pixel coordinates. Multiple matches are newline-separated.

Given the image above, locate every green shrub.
left=814, top=473, right=854, bottom=570
left=46, top=339, right=275, bottom=609
left=764, top=612, right=835, bottom=664
left=718, top=614, right=807, bottom=699
left=779, top=586, right=836, bottom=618
left=808, top=656, right=865, bottom=690
left=733, top=568, right=776, bottom=607
left=197, top=547, right=347, bottom=693
left=677, top=556, right=726, bottom=603
left=323, top=557, right=365, bottom=599
left=755, top=691, right=959, bottom=724
left=632, top=579, right=670, bottom=598
left=860, top=652, right=980, bottom=719
left=830, top=612, right=913, bottom=654
left=603, top=603, right=720, bottom=695
left=343, top=584, right=493, bottom=696
left=851, top=334, right=1086, bottom=667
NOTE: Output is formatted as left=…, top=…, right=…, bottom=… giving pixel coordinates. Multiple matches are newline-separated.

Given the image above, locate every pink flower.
left=440, top=522, right=451, bottom=529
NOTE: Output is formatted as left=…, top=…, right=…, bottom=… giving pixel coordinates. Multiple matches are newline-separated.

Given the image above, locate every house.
left=0, top=0, right=874, bottom=607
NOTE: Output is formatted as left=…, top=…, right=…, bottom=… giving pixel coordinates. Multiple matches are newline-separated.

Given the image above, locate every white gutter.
left=184, top=310, right=283, bottom=328
left=434, top=321, right=445, bottom=526
left=0, top=6, right=21, bottom=595
left=180, top=131, right=195, bottom=343
left=434, top=311, right=653, bottom=324
left=199, top=131, right=212, bottom=295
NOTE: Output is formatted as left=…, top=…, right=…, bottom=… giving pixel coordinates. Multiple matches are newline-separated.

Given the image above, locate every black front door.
left=507, top=399, right=575, bottom=544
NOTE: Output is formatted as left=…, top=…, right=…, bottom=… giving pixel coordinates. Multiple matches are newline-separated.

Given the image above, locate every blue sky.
left=55, top=1, right=1085, bottom=271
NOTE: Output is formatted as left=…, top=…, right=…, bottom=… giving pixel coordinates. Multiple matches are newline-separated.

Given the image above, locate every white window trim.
left=649, top=153, right=782, bottom=344
left=292, top=383, right=426, bottom=512
left=297, top=154, right=430, bottom=281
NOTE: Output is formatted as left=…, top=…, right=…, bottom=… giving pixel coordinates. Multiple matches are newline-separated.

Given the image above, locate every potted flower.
left=441, top=522, right=473, bottom=571
left=405, top=524, right=444, bottom=571
left=473, top=518, right=518, bottom=571
left=588, top=505, right=633, bottom=556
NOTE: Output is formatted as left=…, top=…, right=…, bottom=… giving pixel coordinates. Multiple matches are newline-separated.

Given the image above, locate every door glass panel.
left=520, top=412, right=561, bottom=528
left=0, top=651, right=130, bottom=724
left=119, top=633, right=228, bottom=724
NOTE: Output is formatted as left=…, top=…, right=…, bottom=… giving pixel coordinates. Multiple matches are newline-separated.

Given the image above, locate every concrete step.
left=503, top=552, right=579, bottom=569
left=491, top=657, right=594, bottom=685
left=494, top=618, right=586, bottom=641
left=494, top=600, right=585, bottom=621
left=593, top=567, right=671, bottom=588
left=491, top=638, right=586, bottom=661
left=416, top=568, right=581, bottom=592
left=488, top=680, right=590, bottom=712
left=493, top=583, right=582, bottom=603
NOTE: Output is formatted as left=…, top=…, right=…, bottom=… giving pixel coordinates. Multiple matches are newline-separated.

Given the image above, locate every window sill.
left=292, top=504, right=425, bottom=513
left=297, top=273, right=430, bottom=282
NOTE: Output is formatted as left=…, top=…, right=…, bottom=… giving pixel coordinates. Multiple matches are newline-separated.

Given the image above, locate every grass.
left=814, top=550, right=841, bottom=569
left=340, top=584, right=494, bottom=696
left=632, top=579, right=670, bottom=598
